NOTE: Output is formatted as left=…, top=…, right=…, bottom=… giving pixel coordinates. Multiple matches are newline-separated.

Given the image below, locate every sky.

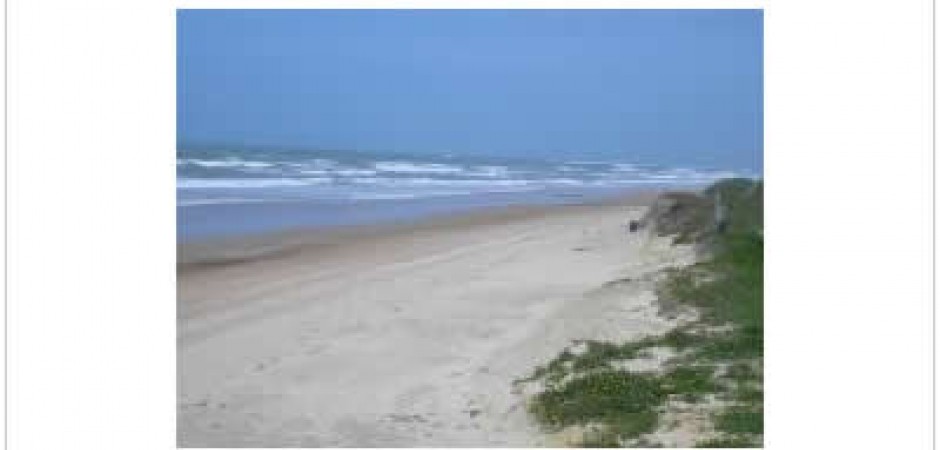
left=178, top=10, right=763, bottom=171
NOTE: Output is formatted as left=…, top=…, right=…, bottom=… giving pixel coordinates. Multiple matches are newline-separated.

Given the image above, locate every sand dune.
left=177, top=196, right=694, bottom=447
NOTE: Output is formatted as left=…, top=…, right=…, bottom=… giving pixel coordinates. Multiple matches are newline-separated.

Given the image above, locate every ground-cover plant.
left=520, top=179, right=763, bottom=447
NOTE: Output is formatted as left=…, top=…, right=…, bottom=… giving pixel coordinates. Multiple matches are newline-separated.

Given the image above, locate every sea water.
left=177, top=146, right=750, bottom=240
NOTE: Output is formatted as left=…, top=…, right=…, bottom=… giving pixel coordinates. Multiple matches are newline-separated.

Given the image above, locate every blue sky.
left=178, top=10, right=762, bottom=171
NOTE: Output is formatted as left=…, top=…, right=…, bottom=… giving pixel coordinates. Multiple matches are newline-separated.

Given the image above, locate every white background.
left=4, top=0, right=934, bottom=449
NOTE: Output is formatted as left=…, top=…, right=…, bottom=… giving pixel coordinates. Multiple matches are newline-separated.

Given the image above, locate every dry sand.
left=177, top=195, right=695, bottom=447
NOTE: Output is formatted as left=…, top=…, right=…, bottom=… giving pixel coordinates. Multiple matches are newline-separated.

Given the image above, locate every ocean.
left=177, top=147, right=750, bottom=240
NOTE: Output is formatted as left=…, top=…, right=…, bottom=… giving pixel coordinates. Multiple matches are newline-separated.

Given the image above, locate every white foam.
left=284, top=159, right=343, bottom=172
left=177, top=178, right=332, bottom=189
left=373, top=161, right=465, bottom=174
left=638, top=167, right=740, bottom=181
left=290, top=159, right=341, bottom=170
left=564, top=160, right=614, bottom=166
left=296, top=165, right=377, bottom=177
left=178, top=158, right=274, bottom=169
left=467, top=165, right=511, bottom=178
left=545, top=178, right=584, bottom=186
left=592, top=178, right=707, bottom=185
left=641, top=173, right=684, bottom=180
left=612, top=163, right=641, bottom=172
left=333, top=169, right=379, bottom=176
left=349, top=177, right=534, bottom=187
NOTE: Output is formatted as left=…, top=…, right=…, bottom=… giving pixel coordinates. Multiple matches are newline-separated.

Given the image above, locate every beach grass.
left=520, top=178, right=763, bottom=447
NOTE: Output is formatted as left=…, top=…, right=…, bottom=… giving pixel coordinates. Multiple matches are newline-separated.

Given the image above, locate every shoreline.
left=177, top=189, right=665, bottom=267
left=176, top=187, right=684, bottom=243
left=178, top=190, right=695, bottom=447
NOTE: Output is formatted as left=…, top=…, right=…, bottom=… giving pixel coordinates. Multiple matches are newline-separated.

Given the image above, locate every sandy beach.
left=177, top=194, right=695, bottom=447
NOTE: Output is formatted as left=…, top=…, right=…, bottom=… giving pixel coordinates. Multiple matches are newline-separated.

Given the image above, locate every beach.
left=177, top=194, right=696, bottom=447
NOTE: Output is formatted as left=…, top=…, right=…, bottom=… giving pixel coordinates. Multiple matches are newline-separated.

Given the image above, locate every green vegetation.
left=520, top=179, right=763, bottom=447
left=694, top=435, right=757, bottom=448
left=715, top=407, right=763, bottom=434
left=704, top=179, right=763, bottom=236
left=531, top=371, right=665, bottom=431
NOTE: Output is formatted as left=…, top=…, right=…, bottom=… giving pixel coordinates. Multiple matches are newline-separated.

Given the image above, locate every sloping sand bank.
left=178, top=196, right=694, bottom=447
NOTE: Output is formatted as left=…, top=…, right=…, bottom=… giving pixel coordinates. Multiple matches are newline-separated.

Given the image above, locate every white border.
left=7, top=1, right=936, bottom=449
left=176, top=1, right=766, bottom=9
